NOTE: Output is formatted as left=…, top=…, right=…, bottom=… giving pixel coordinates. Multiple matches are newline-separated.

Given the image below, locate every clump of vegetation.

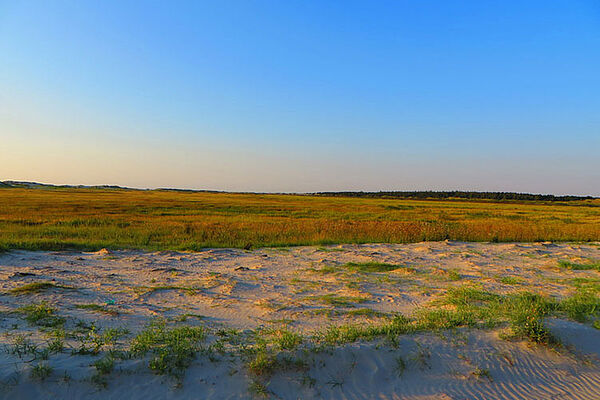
left=247, top=349, right=277, bottom=377
left=443, top=287, right=500, bottom=307
left=308, top=294, right=368, bottom=307
left=91, top=356, right=115, bottom=387
left=248, top=379, right=270, bottom=397
left=472, top=367, right=492, bottom=381
left=11, top=334, right=38, bottom=358
left=130, top=321, right=205, bottom=379
left=559, top=291, right=600, bottom=322
left=30, top=362, right=53, bottom=381
left=503, top=292, right=557, bottom=344
left=499, top=276, right=523, bottom=285
left=9, top=281, right=63, bottom=295
left=272, top=329, right=302, bottom=351
left=18, top=302, right=65, bottom=327
left=343, top=262, right=414, bottom=273
left=72, top=324, right=129, bottom=355
left=558, top=260, right=600, bottom=271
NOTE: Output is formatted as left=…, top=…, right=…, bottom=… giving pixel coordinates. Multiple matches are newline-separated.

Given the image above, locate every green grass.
left=247, top=350, right=277, bottom=377
left=9, top=281, right=67, bottom=295
left=133, top=285, right=200, bottom=296
left=499, top=276, right=523, bottom=285
left=559, top=292, right=600, bottom=322
left=130, top=321, right=205, bottom=379
left=342, top=262, right=415, bottom=273
left=272, top=329, right=302, bottom=351
left=308, top=294, right=369, bottom=307
left=18, top=302, right=65, bottom=327
left=93, top=356, right=115, bottom=375
left=9, top=288, right=598, bottom=390
left=558, top=260, right=600, bottom=271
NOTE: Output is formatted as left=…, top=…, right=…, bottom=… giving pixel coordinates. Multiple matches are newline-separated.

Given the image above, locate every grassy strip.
left=559, top=260, right=600, bottom=271
left=343, top=262, right=415, bottom=273
left=1, top=188, right=599, bottom=251
left=9, top=282, right=72, bottom=295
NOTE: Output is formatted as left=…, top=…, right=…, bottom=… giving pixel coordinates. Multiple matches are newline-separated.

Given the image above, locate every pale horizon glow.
left=1, top=1, right=599, bottom=195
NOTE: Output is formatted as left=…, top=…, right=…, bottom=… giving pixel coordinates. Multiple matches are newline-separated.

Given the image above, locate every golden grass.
left=0, top=188, right=599, bottom=251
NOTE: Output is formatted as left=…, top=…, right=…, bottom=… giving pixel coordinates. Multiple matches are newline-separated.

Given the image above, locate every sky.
left=1, top=1, right=599, bottom=195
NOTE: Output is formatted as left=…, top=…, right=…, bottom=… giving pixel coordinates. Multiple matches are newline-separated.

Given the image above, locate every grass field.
left=1, top=188, right=599, bottom=251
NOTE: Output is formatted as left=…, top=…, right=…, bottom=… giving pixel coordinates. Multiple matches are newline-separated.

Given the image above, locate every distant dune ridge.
left=1, top=181, right=596, bottom=201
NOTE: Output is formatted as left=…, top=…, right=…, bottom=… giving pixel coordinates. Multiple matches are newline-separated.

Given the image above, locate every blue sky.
left=1, top=1, right=599, bottom=194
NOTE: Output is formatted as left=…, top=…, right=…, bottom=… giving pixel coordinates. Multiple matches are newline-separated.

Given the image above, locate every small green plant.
left=11, top=334, right=37, bottom=358
left=247, top=350, right=276, bottom=377
left=48, top=337, right=64, bottom=353
left=472, top=367, right=492, bottom=381
left=395, top=356, right=407, bottom=376
left=248, top=379, right=270, bottom=397
left=30, top=363, right=53, bottom=381
left=410, top=343, right=431, bottom=370
left=94, top=356, right=115, bottom=375
left=274, top=329, right=302, bottom=351
left=446, top=269, right=462, bottom=281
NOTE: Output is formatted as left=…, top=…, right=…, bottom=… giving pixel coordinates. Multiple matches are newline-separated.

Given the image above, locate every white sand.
left=1, top=241, right=599, bottom=399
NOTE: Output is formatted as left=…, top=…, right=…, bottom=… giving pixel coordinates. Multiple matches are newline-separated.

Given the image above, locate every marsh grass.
left=1, top=188, right=599, bottom=251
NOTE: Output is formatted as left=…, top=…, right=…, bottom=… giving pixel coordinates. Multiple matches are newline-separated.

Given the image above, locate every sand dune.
left=1, top=242, right=599, bottom=399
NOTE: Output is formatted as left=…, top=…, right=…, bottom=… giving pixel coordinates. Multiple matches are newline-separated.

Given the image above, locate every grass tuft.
left=130, top=321, right=205, bottom=379
left=343, top=262, right=414, bottom=273
left=9, top=281, right=64, bottom=295
left=558, top=260, right=600, bottom=271
left=18, top=302, right=65, bottom=327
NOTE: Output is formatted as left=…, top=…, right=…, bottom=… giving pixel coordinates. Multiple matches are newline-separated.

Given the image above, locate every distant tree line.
left=311, top=191, right=595, bottom=202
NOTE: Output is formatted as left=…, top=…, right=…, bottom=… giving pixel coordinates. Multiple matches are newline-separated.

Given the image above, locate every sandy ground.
left=1, top=241, right=600, bottom=399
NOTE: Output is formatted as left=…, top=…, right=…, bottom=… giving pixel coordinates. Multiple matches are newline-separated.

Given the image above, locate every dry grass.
left=0, top=188, right=599, bottom=251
